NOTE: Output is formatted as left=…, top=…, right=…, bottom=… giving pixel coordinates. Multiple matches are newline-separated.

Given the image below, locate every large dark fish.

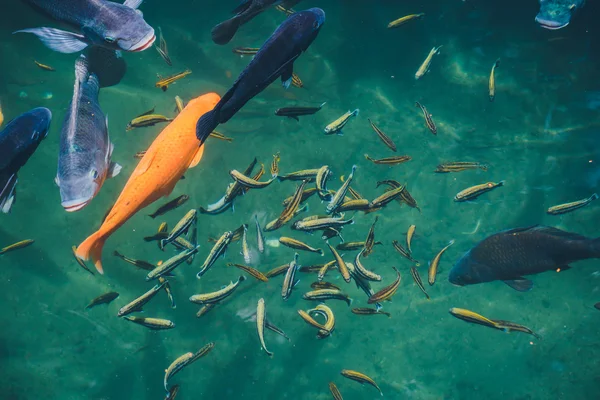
left=0, top=107, right=52, bottom=213
left=196, top=8, right=325, bottom=145
left=16, top=0, right=155, bottom=53
left=56, top=55, right=121, bottom=212
left=85, top=46, right=127, bottom=88
left=449, top=226, right=600, bottom=291
left=212, top=0, right=283, bottom=45
left=535, top=0, right=585, bottom=30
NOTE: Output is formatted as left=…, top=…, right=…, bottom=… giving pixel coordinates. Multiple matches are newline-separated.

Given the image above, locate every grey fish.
left=17, top=0, right=155, bottom=53
left=0, top=107, right=52, bottom=213
left=196, top=8, right=325, bottom=145
left=449, top=226, right=600, bottom=291
left=536, top=0, right=585, bottom=30
left=56, top=55, right=121, bottom=212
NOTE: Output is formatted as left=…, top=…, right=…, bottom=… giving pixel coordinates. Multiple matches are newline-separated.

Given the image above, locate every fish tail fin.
left=75, top=54, right=89, bottom=82
left=494, top=58, right=500, bottom=68
left=211, top=17, right=241, bottom=45
left=590, top=193, right=599, bottom=202
left=76, top=231, right=107, bottom=274
left=351, top=108, right=360, bottom=117
left=0, top=173, right=18, bottom=214
left=196, top=110, right=219, bottom=145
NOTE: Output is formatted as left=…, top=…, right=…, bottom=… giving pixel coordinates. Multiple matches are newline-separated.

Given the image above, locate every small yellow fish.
left=291, top=72, right=303, bottom=88
left=189, top=276, right=245, bottom=304
left=340, top=369, right=383, bottom=396
left=489, top=59, right=500, bottom=102
left=227, top=263, right=269, bottom=282
left=454, top=181, right=504, bottom=201
left=256, top=298, right=273, bottom=356
left=0, top=102, right=4, bottom=127
left=406, top=225, right=416, bottom=254
left=270, top=152, right=281, bottom=178
left=0, top=239, right=34, bottom=255
left=123, top=316, right=175, bottom=330
left=279, top=236, right=323, bottom=255
left=34, top=60, right=55, bottom=71
left=174, top=96, right=185, bottom=113
left=329, top=382, right=343, bottom=400
left=547, top=193, right=598, bottom=215
left=155, top=69, right=192, bottom=91
left=368, top=267, right=401, bottom=303
left=324, top=109, right=359, bottom=135
left=435, top=162, right=488, bottom=173
left=415, top=46, right=442, bottom=80
left=351, top=307, right=391, bottom=317
left=126, top=114, right=173, bottom=131
left=232, top=47, right=259, bottom=55
left=428, top=240, right=455, bottom=286
left=387, top=13, right=425, bottom=29
left=415, top=101, right=437, bottom=135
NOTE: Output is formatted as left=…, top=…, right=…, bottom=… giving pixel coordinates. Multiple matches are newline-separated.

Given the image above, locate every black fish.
left=196, top=8, right=325, bottom=145
left=212, top=0, right=282, bottom=45
left=86, top=46, right=127, bottom=88
left=449, top=226, right=600, bottom=291
left=0, top=108, right=52, bottom=213
left=275, top=102, right=326, bottom=121
left=148, top=194, right=189, bottom=218
left=86, top=291, right=119, bottom=309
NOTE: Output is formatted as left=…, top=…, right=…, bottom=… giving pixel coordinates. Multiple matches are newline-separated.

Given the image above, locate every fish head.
left=448, top=249, right=486, bottom=287
left=82, top=3, right=155, bottom=52
left=57, top=154, right=107, bottom=212
left=289, top=8, right=325, bottom=48
left=535, top=0, right=583, bottom=30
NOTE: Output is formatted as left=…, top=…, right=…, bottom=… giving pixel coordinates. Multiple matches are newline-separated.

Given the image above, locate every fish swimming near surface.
left=415, top=46, right=442, bottom=80
left=76, top=93, right=220, bottom=274
left=196, top=8, right=325, bottom=145
left=449, top=226, right=600, bottom=291
left=56, top=55, right=121, bottom=212
left=535, top=0, right=585, bottom=30
left=17, top=0, right=155, bottom=53
left=0, top=107, right=52, bottom=213
left=211, top=0, right=282, bottom=45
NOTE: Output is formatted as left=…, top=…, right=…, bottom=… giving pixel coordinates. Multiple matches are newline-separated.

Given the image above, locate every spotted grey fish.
left=196, top=8, right=325, bottom=145
left=0, top=108, right=52, bottom=213
left=449, top=226, right=600, bottom=291
left=536, top=0, right=585, bottom=30
left=16, top=0, right=155, bottom=53
left=56, top=55, right=121, bottom=212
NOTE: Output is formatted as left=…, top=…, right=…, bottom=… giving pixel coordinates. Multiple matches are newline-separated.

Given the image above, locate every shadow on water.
left=0, top=229, right=70, bottom=285
left=140, top=331, right=168, bottom=400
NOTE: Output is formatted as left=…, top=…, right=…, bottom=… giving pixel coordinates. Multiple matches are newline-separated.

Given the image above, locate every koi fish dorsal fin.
left=188, top=146, right=205, bottom=169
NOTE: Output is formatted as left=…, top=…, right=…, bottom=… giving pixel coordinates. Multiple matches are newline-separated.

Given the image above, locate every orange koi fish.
left=76, top=93, right=220, bottom=273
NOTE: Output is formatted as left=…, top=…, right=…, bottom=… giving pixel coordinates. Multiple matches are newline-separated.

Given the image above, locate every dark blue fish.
left=0, top=108, right=52, bottom=213
left=85, top=46, right=127, bottom=88
left=16, top=0, right=155, bottom=53
left=56, top=55, right=121, bottom=212
left=212, top=0, right=283, bottom=45
left=449, top=226, right=600, bottom=291
left=196, top=7, right=325, bottom=144
left=535, top=0, right=585, bottom=30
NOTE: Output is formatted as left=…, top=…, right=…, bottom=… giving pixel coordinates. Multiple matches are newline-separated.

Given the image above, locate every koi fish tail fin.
left=76, top=231, right=107, bottom=274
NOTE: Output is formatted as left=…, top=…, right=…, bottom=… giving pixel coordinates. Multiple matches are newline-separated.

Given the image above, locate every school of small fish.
left=2, top=1, right=600, bottom=399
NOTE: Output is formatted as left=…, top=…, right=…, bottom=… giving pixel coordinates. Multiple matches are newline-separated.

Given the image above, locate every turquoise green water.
left=2, top=1, right=600, bottom=399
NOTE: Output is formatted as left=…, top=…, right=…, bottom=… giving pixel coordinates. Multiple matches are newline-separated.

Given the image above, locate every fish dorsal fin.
left=232, top=0, right=252, bottom=14
left=123, top=0, right=143, bottom=9
left=503, top=278, right=533, bottom=292
left=530, top=226, right=589, bottom=241
left=188, top=146, right=205, bottom=169
left=501, top=226, right=539, bottom=235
